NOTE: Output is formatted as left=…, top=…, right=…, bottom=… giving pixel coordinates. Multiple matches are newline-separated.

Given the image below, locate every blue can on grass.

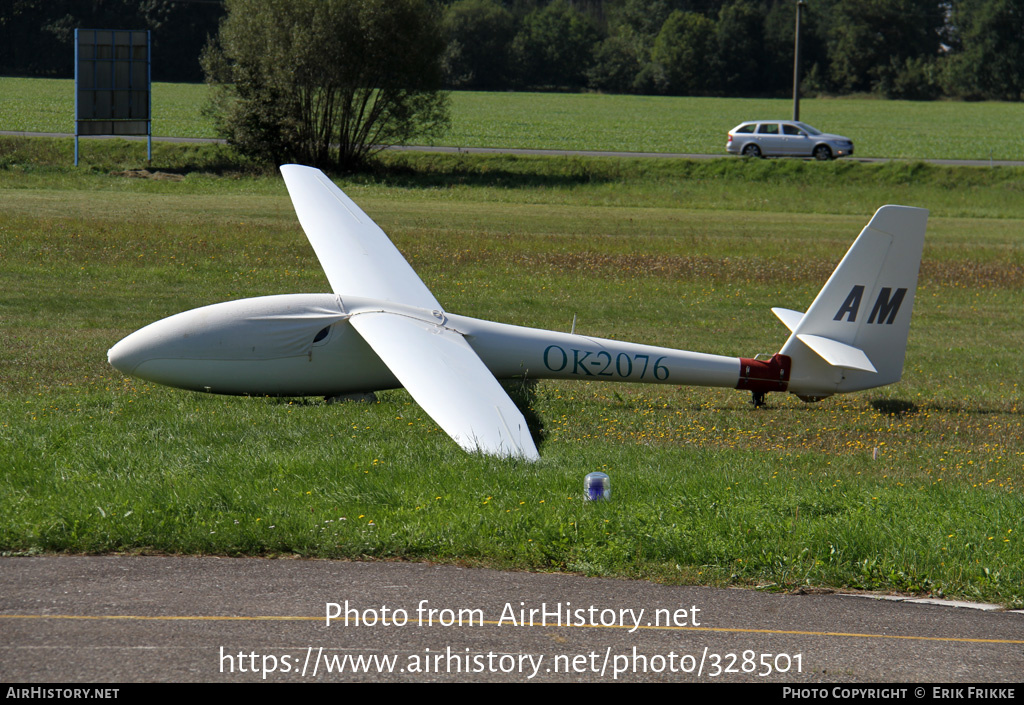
left=584, top=472, right=610, bottom=501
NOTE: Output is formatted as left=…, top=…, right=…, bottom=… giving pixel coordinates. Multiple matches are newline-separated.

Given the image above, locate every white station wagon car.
left=726, top=120, right=854, bottom=160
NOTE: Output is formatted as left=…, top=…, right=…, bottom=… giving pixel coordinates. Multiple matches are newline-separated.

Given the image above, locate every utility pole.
left=792, top=0, right=805, bottom=121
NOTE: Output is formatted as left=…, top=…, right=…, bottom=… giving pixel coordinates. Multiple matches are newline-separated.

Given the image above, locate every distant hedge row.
left=2, top=0, right=1020, bottom=101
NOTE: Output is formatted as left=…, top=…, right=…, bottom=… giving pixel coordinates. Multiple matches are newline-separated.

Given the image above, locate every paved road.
left=2, top=556, right=1022, bottom=683
left=3, top=131, right=1022, bottom=167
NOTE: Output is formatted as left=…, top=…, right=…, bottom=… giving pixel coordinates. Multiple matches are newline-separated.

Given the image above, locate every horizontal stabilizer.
left=348, top=312, right=540, bottom=461
left=796, top=334, right=877, bottom=373
left=772, top=307, right=804, bottom=333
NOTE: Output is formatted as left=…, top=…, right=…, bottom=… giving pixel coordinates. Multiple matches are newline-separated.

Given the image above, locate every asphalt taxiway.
left=2, top=556, right=1022, bottom=683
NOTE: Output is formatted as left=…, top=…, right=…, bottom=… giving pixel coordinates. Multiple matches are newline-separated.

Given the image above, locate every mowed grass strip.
left=2, top=77, right=1023, bottom=160
left=1, top=143, right=1021, bottom=605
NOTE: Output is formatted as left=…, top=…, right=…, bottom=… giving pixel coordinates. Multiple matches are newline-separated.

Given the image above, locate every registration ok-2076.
left=542, top=345, right=670, bottom=380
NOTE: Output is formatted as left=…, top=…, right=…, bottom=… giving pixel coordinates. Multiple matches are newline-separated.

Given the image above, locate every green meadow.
left=1, top=136, right=1023, bottom=607
left=2, top=77, right=1023, bottom=160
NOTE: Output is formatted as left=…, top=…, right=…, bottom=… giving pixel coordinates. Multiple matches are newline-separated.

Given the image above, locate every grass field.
left=3, top=77, right=1024, bottom=161
left=1, top=138, right=1022, bottom=606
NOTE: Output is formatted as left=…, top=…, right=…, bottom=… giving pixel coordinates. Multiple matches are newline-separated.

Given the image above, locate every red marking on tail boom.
left=736, top=354, right=791, bottom=393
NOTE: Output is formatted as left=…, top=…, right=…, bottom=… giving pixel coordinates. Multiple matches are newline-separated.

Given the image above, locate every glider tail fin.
left=776, top=205, right=928, bottom=400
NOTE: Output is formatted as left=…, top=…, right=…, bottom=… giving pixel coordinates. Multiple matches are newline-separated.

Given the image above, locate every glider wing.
left=280, top=164, right=442, bottom=311
left=348, top=312, right=540, bottom=461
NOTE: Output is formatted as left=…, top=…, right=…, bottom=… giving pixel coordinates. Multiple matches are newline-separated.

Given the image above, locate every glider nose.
left=107, top=329, right=155, bottom=376
left=107, top=324, right=197, bottom=389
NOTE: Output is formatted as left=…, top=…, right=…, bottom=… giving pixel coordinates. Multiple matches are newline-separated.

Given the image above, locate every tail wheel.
left=813, top=144, right=832, bottom=161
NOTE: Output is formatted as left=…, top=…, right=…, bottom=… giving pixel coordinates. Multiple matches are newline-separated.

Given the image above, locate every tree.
left=140, top=0, right=226, bottom=82
left=944, top=0, right=1024, bottom=101
left=651, top=10, right=717, bottom=95
left=511, top=0, right=600, bottom=89
left=442, top=0, right=517, bottom=89
left=588, top=33, right=648, bottom=92
left=826, top=0, right=945, bottom=94
left=762, top=0, right=832, bottom=97
left=202, top=0, right=450, bottom=169
left=587, top=0, right=673, bottom=93
left=715, top=0, right=767, bottom=96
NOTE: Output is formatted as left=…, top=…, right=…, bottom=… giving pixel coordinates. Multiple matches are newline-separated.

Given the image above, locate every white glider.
left=108, top=165, right=928, bottom=461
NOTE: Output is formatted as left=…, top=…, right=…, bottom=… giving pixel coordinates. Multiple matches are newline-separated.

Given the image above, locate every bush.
left=202, top=0, right=450, bottom=170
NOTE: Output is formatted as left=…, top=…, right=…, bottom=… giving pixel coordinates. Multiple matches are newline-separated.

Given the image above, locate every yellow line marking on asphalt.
left=3, top=615, right=1023, bottom=644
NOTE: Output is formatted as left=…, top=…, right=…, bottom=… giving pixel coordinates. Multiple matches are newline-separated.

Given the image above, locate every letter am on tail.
left=108, top=165, right=928, bottom=461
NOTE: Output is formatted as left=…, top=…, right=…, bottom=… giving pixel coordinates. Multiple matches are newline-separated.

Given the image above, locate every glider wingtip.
left=280, top=163, right=326, bottom=181
left=461, top=433, right=540, bottom=462
left=485, top=445, right=542, bottom=463
left=503, top=439, right=541, bottom=462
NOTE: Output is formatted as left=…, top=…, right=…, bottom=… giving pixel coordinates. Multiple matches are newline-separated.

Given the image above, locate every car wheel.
left=742, top=143, right=762, bottom=158
left=813, top=145, right=832, bottom=161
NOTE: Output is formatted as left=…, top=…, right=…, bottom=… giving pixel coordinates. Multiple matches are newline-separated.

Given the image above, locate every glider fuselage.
left=107, top=293, right=748, bottom=397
